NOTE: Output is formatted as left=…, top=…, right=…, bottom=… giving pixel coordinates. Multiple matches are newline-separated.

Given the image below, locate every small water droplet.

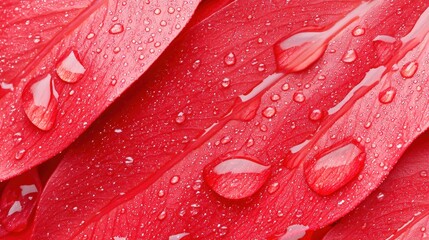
left=221, top=78, right=231, bottom=88
left=271, top=94, right=280, bottom=101
left=342, top=49, right=357, bottom=63
left=282, top=83, right=290, bottom=91
left=376, top=192, right=385, bottom=201
left=262, top=107, right=276, bottom=118
left=22, top=74, right=59, bottom=131
left=224, top=52, right=236, bottom=66
left=15, top=149, right=26, bottom=160
left=267, top=182, right=279, bottom=194
left=175, top=112, right=186, bottom=124
left=258, top=63, right=266, bottom=72
left=192, top=59, right=201, bottom=69
left=168, top=7, right=175, bottom=14
left=158, top=209, right=166, bottom=220
left=154, top=8, right=161, bottom=15
left=113, top=47, right=121, bottom=53
left=401, top=61, right=418, bottom=78
left=304, top=139, right=366, bottom=195
left=170, top=175, right=180, bottom=184
left=109, top=23, right=124, bottom=34
left=56, top=51, right=86, bottom=83
left=158, top=190, right=165, bottom=197
left=86, top=32, right=95, bottom=39
left=203, top=157, right=271, bottom=199
left=293, top=91, right=305, bottom=103
left=352, top=26, right=365, bottom=36
left=309, top=109, right=323, bottom=121
left=378, top=87, right=396, bottom=104
left=420, top=170, right=427, bottom=177
left=125, top=156, right=134, bottom=164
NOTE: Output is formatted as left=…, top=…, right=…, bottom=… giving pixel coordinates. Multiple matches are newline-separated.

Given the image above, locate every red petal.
left=33, top=0, right=429, bottom=239
left=0, top=0, right=200, bottom=180
left=324, top=131, right=429, bottom=239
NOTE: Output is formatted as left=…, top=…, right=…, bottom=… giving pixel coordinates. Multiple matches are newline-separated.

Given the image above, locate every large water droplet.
left=224, top=52, right=236, bottom=66
left=352, top=26, right=365, bottom=36
left=309, top=109, right=323, bottom=121
left=304, top=139, right=365, bottom=195
left=400, top=61, right=418, bottom=78
left=203, top=157, right=271, bottom=199
left=109, top=23, right=124, bottom=34
left=378, top=87, right=397, bottom=104
left=293, top=91, right=305, bottom=103
left=262, top=107, right=276, bottom=118
left=22, top=74, right=59, bottom=131
left=56, top=51, right=86, bottom=83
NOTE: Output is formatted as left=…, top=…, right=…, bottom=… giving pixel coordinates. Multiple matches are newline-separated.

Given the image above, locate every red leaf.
left=0, top=170, right=41, bottom=237
left=33, top=0, right=429, bottom=239
left=0, top=0, right=200, bottom=181
left=324, top=131, right=429, bottom=239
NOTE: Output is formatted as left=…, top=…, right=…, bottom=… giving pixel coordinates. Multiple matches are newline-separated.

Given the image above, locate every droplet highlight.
left=203, top=157, right=271, bottom=199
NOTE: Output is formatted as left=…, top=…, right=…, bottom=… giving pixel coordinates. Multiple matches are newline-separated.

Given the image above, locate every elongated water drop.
left=56, top=51, right=86, bottom=83
left=22, top=74, right=59, bottom=131
left=342, top=49, right=357, bottom=63
left=304, top=139, right=365, bottom=195
left=203, top=157, right=271, bottom=199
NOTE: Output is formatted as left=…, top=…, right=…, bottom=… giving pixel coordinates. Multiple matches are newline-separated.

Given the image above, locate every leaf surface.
left=324, top=131, right=429, bottom=240
left=0, top=0, right=200, bottom=181
left=33, top=0, right=429, bottom=239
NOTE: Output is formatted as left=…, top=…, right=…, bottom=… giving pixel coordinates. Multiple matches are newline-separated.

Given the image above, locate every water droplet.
left=378, top=87, right=397, bottom=104
left=175, top=112, right=186, bottom=124
left=168, top=7, right=175, bottom=14
left=125, top=156, right=134, bottom=164
left=158, top=190, right=165, bottom=197
left=203, top=157, right=271, bottom=199
left=258, top=63, right=266, bottom=72
left=113, top=47, right=121, bottom=53
left=109, top=23, right=124, bottom=34
left=158, top=209, right=166, bottom=220
left=342, top=49, right=357, bottom=63
left=420, top=170, right=427, bottom=177
left=154, top=8, right=161, bottom=15
left=170, top=175, right=180, bottom=184
left=86, top=32, right=95, bottom=39
left=15, top=149, right=26, bottom=160
left=352, top=26, right=365, bottom=36
left=267, top=182, right=279, bottom=194
left=22, top=74, right=59, bottom=131
left=224, top=52, right=236, bottom=66
left=221, top=78, right=230, bottom=88
left=304, top=139, right=366, bottom=195
left=401, top=61, right=418, bottom=78
left=56, top=51, right=86, bottom=83
left=282, top=83, right=290, bottom=91
left=277, top=225, right=309, bottom=240
left=192, top=59, right=201, bottom=69
left=168, top=232, right=189, bottom=240
left=376, top=192, right=385, bottom=201
left=309, top=109, right=323, bottom=121
left=262, top=107, right=276, bottom=118
left=293, top=91, right=305, bottom=103
left=271, top=94, right=280, bottom=101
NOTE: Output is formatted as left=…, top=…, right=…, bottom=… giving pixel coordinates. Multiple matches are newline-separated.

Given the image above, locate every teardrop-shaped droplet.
left=400, top=61, right=418, bottom=78
left=56, top=51, right=86, bottom=83
left=378, top=87, right=397, bottom=104
left=109, top=23, right=124, bottom=34
left=203, top=157, right=271, bottom=199
left=304, top=139, right=365, bottom=195
left=22, top=74, right=59, bottom=131
left=342, top=49, right=357, bottom=63
left=224, top=52, right=236, bottom=66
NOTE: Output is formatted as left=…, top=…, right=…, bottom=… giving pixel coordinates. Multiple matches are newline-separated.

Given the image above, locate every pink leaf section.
left=0, top=0, right=200, bottom=181
left=0, top=170, right=41, bottom=237
left=324, top=131, right=429, bottom=239
left=34, top=0, right=429, bottom=239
